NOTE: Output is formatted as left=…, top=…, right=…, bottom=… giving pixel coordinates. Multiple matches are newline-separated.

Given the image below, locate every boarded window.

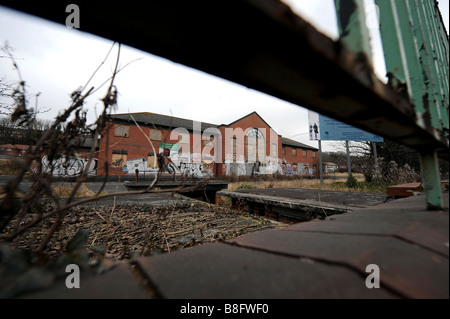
left=114, top=125, right=129, bottom=137
left=111, top=150, right=127, bottom=167
left=203, top=135, right=214, bottom=146
left=292, top=148, right=297, bottom=156
left=245, top=128, right=264, bottom=162
left=272, top=143, right=277, bottom=157
left=149, top=129, right=162, bottom=141
left=232, top=137, right=237, bottom=156
left=147, top=152, right=159, bottom=168
left=178, top=133, right=189, bottom=144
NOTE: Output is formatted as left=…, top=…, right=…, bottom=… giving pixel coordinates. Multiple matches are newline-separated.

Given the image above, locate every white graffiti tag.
left=42, top=155, right=97, bottom=177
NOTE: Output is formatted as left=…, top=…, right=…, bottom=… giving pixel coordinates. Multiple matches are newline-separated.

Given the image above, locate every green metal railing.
left=334, top=0, right=449, bottom=210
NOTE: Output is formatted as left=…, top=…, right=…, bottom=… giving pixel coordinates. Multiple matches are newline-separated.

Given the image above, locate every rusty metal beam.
left=1, top=0, right=448, bottom=159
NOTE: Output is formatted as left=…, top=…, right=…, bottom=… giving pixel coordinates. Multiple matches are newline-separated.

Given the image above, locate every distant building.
left=96, top=111, right=320, bottom=178
left=324, top=162, right=339, bottom=173
left=0, top=144, right=29, bottom=158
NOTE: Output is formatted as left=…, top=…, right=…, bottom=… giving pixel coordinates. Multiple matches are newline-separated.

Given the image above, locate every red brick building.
left=280, top=138, right=319, bottom=176
left=95, top=111, right=319, bottom=178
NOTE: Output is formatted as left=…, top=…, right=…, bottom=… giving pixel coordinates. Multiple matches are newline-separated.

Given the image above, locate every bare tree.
left=0, top=42, right=209, bottom=258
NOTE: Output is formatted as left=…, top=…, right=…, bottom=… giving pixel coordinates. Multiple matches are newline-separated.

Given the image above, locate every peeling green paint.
left=336, top=0, right=448, bottom=210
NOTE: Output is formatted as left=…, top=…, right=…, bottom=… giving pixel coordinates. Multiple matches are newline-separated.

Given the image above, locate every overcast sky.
left=0, top=1, right=448, bottom=153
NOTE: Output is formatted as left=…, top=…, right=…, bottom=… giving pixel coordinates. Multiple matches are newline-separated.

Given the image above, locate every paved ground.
left=17, top=191, right=448, bottom=299
left=219, top=188, right=389, bottom=209
left=77, top=191, right=191, bottom=207
left=218, top=188, right=390, bottom=221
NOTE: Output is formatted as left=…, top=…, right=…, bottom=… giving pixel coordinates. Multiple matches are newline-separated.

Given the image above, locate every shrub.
left=237, top=183, right=257, bottom=190
left=0, top=158, right=25, bottom=176
left=345, top=175, right=358, bottom=188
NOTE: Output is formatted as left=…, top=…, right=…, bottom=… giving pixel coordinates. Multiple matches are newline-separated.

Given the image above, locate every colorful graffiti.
left=222, top=157, right=314, bottom=177
left=280, top=161, right=314, bottom=176
left=42, top=155, right=97, bottom=177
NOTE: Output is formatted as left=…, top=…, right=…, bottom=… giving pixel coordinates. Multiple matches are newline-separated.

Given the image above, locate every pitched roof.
left=281, top=137, right=318, bottom=151
left=220, top=111, right=279, bottom=135
left=110, top=112, right=218, bottom=131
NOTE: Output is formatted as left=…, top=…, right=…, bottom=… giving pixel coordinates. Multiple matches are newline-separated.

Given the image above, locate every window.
left=303, top=150, right=307, bottom=157
left=312, top=151, right=316, bottom=158
left=149, top=129, right=162, bottom=141
left=246, top=128, right=264, bottom=162
left=114, top=125, right=129, bottom=137
left=177, top=133, right=189, bottom=144
left=232, top=137, right=237, bottom=158
left=282, top=147, right=286, bottom=155
left=272, top=143, right=277, bottom=157
left=111, top=150, right=128, bottom=167
left=204, top=135, right=214, bottom=146
left=292, top=148, right=297, bottom=156
left=147, top=152, right=159, bottom=168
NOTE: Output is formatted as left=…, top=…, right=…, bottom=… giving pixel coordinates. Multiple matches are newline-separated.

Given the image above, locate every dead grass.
left=52, top=183, right=97, bottom=198
left=2, top=202, right=282, bottom=260
left=228, top=173, right=387, bottom=193
left=0, top=158, right=25, bottom=176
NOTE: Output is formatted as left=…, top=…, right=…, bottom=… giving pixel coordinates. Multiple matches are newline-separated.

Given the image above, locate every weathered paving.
left=16, top=191, right=448, bottom=299
left=218, top=188, right=389, bottom=221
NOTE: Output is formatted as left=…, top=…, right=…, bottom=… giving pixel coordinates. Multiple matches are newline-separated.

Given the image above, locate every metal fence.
left=334, top=0, right=449, bottom=209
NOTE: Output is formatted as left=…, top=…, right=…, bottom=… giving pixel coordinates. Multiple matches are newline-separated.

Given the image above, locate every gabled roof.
left=281, top=137, right=318, bottom=151
left=110, top=112, right=218, bottom=132
left=220, top=111, right=280, bottom=135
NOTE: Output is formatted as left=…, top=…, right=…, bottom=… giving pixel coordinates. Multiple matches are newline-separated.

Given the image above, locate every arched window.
left=245, top=128, right=265, bottom=162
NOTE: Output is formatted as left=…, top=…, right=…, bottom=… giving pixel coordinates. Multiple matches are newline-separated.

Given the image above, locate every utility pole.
left=318, top=140, right=324, bottom=187
left=346, top=141, right=352, bottom=178
left=373, top=142, right=380, bottom=181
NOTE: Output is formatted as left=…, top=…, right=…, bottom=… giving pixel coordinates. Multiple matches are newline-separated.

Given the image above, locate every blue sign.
left=319, top=115, right=384, bottom=142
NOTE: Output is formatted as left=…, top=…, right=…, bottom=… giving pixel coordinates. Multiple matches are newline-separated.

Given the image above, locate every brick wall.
left=216, top=112, right=282, bottom=177
left=96, top=113, right=318, bottom=178
left=280, top=144, right=319, bottom=177
left=96, top=121, right=216, bottom=176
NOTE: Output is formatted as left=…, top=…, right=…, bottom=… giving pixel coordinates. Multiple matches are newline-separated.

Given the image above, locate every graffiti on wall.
left=122, top=151, right=214, bottom=178
left=42, top=155, right=98, bottom=177
left=222, top=156, right=315, bottom=177
left=223, top=155, right=281, bottom=176
left=280, top=161, right=314, bottom=176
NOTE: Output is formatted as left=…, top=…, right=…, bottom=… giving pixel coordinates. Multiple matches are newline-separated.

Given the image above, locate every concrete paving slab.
left=77, top=192, right=191, bottom=208
left=220, top=188, right=389, bottom=209
left=283, top=194, right=449, bottom=256
left=228, top=229, right=448, bottom=298
left=218, top=188, right=390, bottom=221
left=20, top=262, right=149, bottom=299
left=136, top=243, right=396, bottom=299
